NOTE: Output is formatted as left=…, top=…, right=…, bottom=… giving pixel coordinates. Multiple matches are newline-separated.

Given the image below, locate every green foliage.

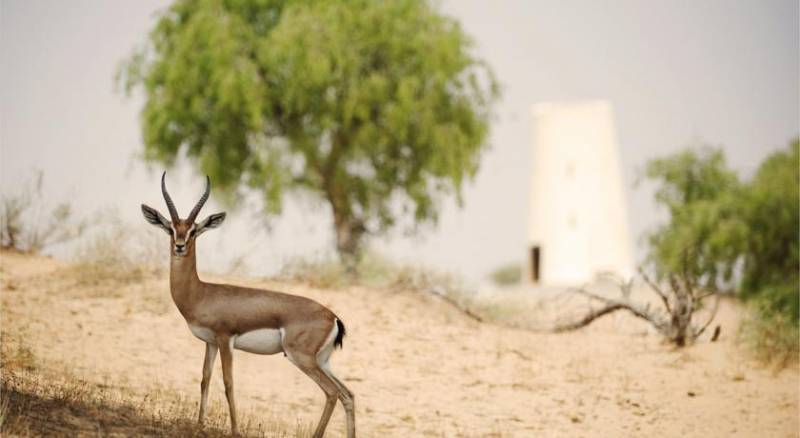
left=643, top=146, right=748, bottom=292
left=489, top=263, right=521, bottom=286
left=739, top=298, right=799, bottom=369
left=738, top=140, right=799, bottom=321
left=121, top=0, right=498, bottom=259
left=643, top=140, right=799, bottom=325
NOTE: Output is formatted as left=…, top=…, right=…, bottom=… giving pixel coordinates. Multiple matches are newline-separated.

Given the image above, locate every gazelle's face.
left=141, top=173, right=226, bottom=258
left=170, top=220, right=197, bottom=257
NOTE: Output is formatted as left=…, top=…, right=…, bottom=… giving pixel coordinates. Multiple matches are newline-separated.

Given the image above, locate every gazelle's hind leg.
left=316, top=329, right=356, bottom=438
left=319, top=357, right=355, bottom=438
left=283, top=321, right=356, bottom=438
left=285, top=350, right=342, bottom=438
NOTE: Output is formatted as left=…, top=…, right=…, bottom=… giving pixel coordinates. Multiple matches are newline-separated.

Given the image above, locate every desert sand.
left=1, top=251, right=798, bottom=437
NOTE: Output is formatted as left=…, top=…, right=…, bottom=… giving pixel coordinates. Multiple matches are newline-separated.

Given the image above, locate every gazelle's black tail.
left=334, top=319, right=346, bottom=349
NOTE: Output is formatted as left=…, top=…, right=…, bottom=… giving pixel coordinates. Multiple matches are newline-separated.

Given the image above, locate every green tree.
left=121, top=0, right=498, bottom=265
left=643, top=140, right=799, bottom=322
left=642, top=146, right=748, bottom=292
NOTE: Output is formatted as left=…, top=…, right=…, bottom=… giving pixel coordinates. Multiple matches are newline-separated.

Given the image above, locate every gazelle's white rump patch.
left=233, top=328, right=284, bottom=355
left=188, top=324, right=216, bottom=344
left=316, top=320, right=339, bottom=367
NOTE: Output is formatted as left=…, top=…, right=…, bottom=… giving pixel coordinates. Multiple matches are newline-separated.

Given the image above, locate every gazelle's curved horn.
left=161, top=172, right=180, bottom=222
left=187, top=175, right=210, bottom=223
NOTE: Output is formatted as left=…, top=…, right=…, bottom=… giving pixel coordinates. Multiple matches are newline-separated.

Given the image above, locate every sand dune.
left=1, top=252, right=797, bottom=437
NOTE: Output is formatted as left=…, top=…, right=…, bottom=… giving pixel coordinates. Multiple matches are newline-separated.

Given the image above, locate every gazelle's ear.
left=196, top=212, right=226, bottom=235
left=141, top=204, right=172, bottom=235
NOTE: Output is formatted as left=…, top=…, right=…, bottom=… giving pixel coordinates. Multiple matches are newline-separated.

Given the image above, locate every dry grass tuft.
left=1, top=331, right=37, bottom=372
left=0, top=369, right=307, bottom=437
left=739, top=306, right=799, bottom=371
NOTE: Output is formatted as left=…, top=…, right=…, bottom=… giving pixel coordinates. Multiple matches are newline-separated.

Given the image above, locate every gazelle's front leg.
left=218, top=335, right=238, bottom=434
left=198, top=342, right=218, bottom=424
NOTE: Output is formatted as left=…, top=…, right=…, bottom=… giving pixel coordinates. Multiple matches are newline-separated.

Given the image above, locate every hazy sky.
left=2, top=0, right=798, bottom=282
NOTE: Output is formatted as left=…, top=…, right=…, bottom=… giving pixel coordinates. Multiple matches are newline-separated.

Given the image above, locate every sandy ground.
left=1, top=251, right=798, bottom=437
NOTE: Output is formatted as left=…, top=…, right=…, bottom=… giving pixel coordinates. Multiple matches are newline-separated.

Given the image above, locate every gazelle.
left=141, top=173, right=355, bottom=438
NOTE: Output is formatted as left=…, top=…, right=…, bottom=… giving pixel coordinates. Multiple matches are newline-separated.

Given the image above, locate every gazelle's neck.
left=170, top=247, right=202, bottom=316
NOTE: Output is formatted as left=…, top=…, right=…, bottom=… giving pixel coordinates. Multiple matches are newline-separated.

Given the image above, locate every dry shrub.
left=68, top=211, right=164, bottom=286
left=739, top=303, right=799, bottom=371
left=279, top=255, right=349, bottom=289
left=0, top=171, right=86, bottom=254
left=552, top=270, right=721, bottom=347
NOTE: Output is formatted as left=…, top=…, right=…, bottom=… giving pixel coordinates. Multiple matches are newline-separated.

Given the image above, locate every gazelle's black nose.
left=176, top=244, right=185, bottom=250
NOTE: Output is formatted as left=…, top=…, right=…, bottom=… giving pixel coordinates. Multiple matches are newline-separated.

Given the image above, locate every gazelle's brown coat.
left=142, top=173, right=355, bottom=438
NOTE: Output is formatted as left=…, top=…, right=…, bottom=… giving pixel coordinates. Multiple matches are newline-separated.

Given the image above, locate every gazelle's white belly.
left=187, top=325, right=284, bottom=355
left=233, top=328, right=284, bottom=355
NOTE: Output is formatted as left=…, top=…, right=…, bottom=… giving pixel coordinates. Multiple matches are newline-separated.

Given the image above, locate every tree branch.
left=695, top=290, right=717, bottom=301
left=552, top=303, right=626, bottom=332
left=557, top=287, right=670, bottom=334
left=425, top=287, right=483, bottom=323
left=638, top=267, right=672, bottom=313
left=693, top=293, right=721, bottom=338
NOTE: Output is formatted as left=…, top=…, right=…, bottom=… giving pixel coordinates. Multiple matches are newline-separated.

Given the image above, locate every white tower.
left=527, top=101, right=633, bottom=285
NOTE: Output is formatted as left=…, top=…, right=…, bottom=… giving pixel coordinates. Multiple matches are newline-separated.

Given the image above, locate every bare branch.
left=668, top=273, right=686, bottom=301
left=693, top=293, right=721, bottom=339
left=553, top=303, right=626, bottom=332
left=638, top=267, right=671, bottom=313
left=695, top=290, right=717, bottom=301
left=570, top=286, right=617, bottom=305
left=425, top=287, right=483, bottom=323
left=558, top=287, right=670, bottom=335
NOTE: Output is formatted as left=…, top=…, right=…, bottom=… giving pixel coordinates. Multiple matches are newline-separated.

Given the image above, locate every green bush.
left=644, top=140, right=798, bottom=315
left=644, top=139, right=798, bottom=361
left=489, top=263, right=521, bottom=286
left=738, top=140, right=799, bottom=322
left=740, top=297, right=799, bottom=369
left=642, top=146, right=746, bottom=292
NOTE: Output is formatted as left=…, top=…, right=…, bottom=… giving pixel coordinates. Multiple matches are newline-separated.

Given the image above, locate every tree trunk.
left=320, top=134, right=366, bottom=274
left=335, top=221, right=359, bottom=267
left=330, top=203, right=366, bottom=275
